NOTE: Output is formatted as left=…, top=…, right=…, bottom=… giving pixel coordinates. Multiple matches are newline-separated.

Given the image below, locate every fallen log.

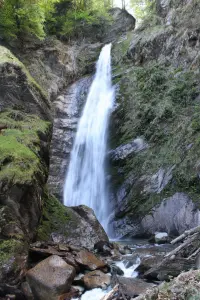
left=171, top=225, right=200, bottom=245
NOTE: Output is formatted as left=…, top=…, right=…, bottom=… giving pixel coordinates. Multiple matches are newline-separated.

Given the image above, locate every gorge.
left=1, top=0, right=200, bottom=299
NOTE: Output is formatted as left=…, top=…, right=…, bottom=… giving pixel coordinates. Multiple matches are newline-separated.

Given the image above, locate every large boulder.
left=37, top=195, right=108, bottom=250
left=26, top=255, right=76, bottom=300
left=141, top=193, right=200, bottom=236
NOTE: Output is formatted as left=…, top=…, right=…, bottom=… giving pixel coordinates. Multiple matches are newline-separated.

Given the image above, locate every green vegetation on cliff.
left=112, top=60, right=200, bottom=217
left=0, top=239, right=23, bottom=266
left=0, top=109, right=50, bottom=183
left=37, top=191, right=71, bottom=241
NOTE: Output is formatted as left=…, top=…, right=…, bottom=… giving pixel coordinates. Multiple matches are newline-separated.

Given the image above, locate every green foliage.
left=0, top=109, right=50, bottom=183
left=0, top=0, right=112, bottom=40
left=112, top=62, right=200, bottom=218
left=0, top=239, right=22, bottom=266
left=37, top=191, right=71, bottom=241
left=130, top=0, right=156, bottom=20
left=0, top=0, right=46, bottom=40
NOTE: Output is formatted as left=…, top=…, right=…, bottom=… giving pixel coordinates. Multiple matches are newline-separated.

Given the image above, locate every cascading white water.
left=64, top=44, right=115, bottom=233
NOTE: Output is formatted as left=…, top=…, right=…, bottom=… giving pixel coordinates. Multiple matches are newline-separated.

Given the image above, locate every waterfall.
left=64, top=44, right=115, bottom=233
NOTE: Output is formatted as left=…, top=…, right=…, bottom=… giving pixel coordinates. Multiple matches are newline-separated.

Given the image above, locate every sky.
left=113, top=0, right=134, bottom=15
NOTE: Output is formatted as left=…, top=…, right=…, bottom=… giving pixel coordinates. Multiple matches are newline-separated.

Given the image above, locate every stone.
left=155, top=232, right=169, bottom=244
left=50, top=205, right=108, bottom=250
left=75, top=250, right=106, bottom=271
left=83, top=270, right=111, bottom=290
left=109, top=264, right=124, bottom=276
left=141, top=193, right=200, bottom=236
left=112, top=277, right=156, bottom=298
left=110, top=138, right=148, bottom=161
left=63, top=253, right=80, bottom=272
left=94, top=241, right=113, bottom=256
left=26, top=255, right=76, bottom=300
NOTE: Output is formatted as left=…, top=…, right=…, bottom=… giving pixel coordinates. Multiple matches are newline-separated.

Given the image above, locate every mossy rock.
left=0, top=238, right=28, bottom=284
left=37, top=192, right=72, bottom=241
left=0, top=109, right=51, bottom=183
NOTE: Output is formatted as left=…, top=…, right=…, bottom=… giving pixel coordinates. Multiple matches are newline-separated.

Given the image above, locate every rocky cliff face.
left=110, top=0, right=200, bottom=237
left=0, top=46, right=52, bottom=285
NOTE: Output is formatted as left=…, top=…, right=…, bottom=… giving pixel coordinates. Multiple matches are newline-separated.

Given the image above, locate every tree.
left=0, top=0, right=59, bottom=40
left=130, top=0, right=155, bottom=20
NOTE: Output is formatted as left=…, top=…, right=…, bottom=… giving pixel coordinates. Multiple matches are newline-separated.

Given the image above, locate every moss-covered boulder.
left=37, top=193, right=108, bottom=250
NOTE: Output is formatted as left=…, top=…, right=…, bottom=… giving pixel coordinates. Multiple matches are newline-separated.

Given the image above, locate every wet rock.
left=83, top=270, right=111, bottom=290
left=94, top=241, right=113, bottom=256
left=113, top=277, right=156, bottom=298
left=75, top=250, right=106, bottom=271
left=26, top=255, right=76, bottom=300
left=109, top=264, right=124, bottom=276
left=155, top=232, right=169, bottom=244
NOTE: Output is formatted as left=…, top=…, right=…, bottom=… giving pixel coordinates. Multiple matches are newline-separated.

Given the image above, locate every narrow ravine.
left=64, top=44, right=115, bottom=233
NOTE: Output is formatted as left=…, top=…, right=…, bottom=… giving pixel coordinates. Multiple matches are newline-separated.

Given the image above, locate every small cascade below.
left=64, top=44, right=115, bottom=233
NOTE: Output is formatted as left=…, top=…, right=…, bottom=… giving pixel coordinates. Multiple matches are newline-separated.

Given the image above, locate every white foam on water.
left=115, top=257, right=141, bottom=278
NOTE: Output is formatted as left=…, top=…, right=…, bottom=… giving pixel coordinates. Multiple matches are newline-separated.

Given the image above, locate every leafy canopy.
left=0, top=0, right=112, bottom=40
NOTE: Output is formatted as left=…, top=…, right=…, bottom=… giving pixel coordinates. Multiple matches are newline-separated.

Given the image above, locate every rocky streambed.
left=1, top=235, right=181, bottom=300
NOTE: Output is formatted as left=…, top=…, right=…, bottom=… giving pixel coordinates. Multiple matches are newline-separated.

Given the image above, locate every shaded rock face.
left=0, top=47, right=52, bottom=285
left=17, top=39, right=102, bottom=101
left=110, top=0, right=200, bottom=238
left=0, top=46, right=51, bottom=120
left=26, top=255, right=76, bottom=300
left=47, top=77, right=92, bottom=199
left=141, top=193, right=200, bottom=236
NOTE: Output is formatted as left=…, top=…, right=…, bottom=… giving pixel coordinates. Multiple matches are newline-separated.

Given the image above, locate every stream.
left=72, top=239, right=174, bottom=300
